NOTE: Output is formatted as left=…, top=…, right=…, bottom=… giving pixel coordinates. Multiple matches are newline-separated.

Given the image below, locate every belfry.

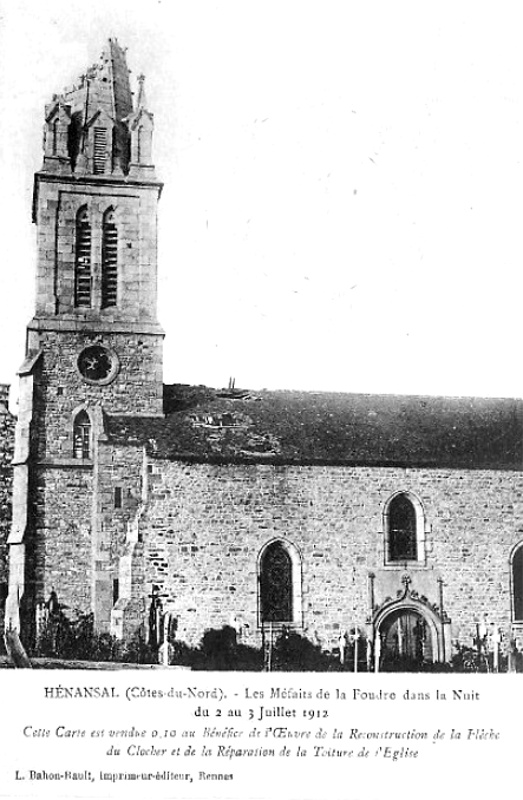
left=6, top=38, right=163, bottom=639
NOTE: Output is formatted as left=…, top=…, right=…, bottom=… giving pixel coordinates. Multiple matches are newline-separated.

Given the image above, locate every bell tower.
left=6, top=39, right=164, bottom=641
left=31, top=37, right=163, bottom=426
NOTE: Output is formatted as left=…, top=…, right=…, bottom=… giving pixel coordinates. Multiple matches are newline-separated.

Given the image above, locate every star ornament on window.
left=77, top=345, right=118, bottom=385
left=85, top=356, right=99, bottom=373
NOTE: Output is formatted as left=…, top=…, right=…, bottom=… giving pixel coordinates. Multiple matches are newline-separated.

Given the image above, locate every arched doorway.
left=379, top=608, right=433, bottom=670
left=372, top=579, right=451, bottom=671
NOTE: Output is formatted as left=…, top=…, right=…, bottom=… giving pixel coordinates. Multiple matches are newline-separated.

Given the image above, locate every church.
left=2, top=39, right=523, bottom=669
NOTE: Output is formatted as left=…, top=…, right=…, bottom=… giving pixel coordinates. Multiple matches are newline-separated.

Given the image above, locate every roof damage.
left=105, top=385, right=523, bottom=470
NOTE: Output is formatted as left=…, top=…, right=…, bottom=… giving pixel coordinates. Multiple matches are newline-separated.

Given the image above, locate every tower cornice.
left=32, top=171, right=163, bottom=223
left=27, top=317, right=165, bottom=337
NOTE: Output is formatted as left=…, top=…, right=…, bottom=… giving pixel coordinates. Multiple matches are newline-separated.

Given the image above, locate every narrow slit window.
left=52, top=119, right=59, bottom=155
left=73, top=410, right=91, bottom=459
left=74, top=208, right=92, bottom=307
left=102, top=208, right=118, bottom=308
left=93, top=127, right=107, bottom=174
left=137, top=127, right=144, bottom=162
left=114, top=486, right=122, bottom=509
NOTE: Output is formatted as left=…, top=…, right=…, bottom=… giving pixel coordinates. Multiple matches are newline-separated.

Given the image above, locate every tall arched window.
left=260, top=541, right=293, bottom=623
left=75, top=207, right=92, bottom=307
left=73, top=410, right=91, bottom=459
left=512, top=544, right=523, bottom=622
left=101, top=208, right=118, bottom=308
left=386, top=493, right=418, bottom=562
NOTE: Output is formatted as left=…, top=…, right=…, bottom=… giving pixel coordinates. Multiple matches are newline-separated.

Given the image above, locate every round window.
left=77, top=345, right=119, bottom=385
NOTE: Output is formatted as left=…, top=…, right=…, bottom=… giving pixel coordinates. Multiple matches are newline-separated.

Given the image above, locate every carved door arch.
left=372, top=582, right=451, bottom=670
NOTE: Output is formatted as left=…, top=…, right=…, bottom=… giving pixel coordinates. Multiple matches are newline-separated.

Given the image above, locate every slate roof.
left=106, top=385, right=523, bottom=470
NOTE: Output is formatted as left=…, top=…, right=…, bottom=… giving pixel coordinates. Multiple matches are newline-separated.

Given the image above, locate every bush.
left=380, top=652, right=452, bottom=672
left=117, top=630, right=157, bottom=665
left=451, top=644, right=488, bottom=673
left=271, top=630, right=340, bottom=671
left=189, top=626, right=263, bottom=671
left=451, top=643, right=508, bottom=673
left=34, top=610, right=156, bottom=664
left=34, top=610, right=97, bottom=660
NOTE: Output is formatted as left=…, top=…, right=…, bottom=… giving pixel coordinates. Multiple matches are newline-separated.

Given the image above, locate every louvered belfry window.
left=93, top=127, right=107, bottom=174
left=102, top=209, right=118, bottom=308
left=93, top=128, right=107, bottom=175
left=73, top=410, right=91, bottom=459
left=74, top=208, right=92, bottom=307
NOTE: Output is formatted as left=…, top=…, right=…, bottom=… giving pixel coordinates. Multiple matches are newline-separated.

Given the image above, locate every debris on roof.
left=106, top=385, right=523, bottom=470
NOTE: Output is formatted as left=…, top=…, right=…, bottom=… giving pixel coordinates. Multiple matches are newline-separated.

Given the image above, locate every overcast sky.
left=1, top=1, right=523, bottom=398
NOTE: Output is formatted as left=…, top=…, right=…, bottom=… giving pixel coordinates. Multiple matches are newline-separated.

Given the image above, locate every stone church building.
left=2, top=39, right=523, bottom=667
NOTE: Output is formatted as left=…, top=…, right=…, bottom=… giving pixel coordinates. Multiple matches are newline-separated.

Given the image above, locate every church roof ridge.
left=184, top=383, right=523, bottom=403
left=106, top=384, right=523, bottom=471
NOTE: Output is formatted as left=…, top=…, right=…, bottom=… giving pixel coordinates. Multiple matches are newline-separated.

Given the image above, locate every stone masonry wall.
left=34, top=179, right=160, bottom=323
left=25, top=434, right=144, bottom=628
left=32, top=466, right=93, bottom=615
left=32, top=330, right=163, bottom=462
left=97, top=442, right=145, bottom=595
left=0, top=390, right=15, bottom=635
left=136, top=460, right=523, bottom=654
